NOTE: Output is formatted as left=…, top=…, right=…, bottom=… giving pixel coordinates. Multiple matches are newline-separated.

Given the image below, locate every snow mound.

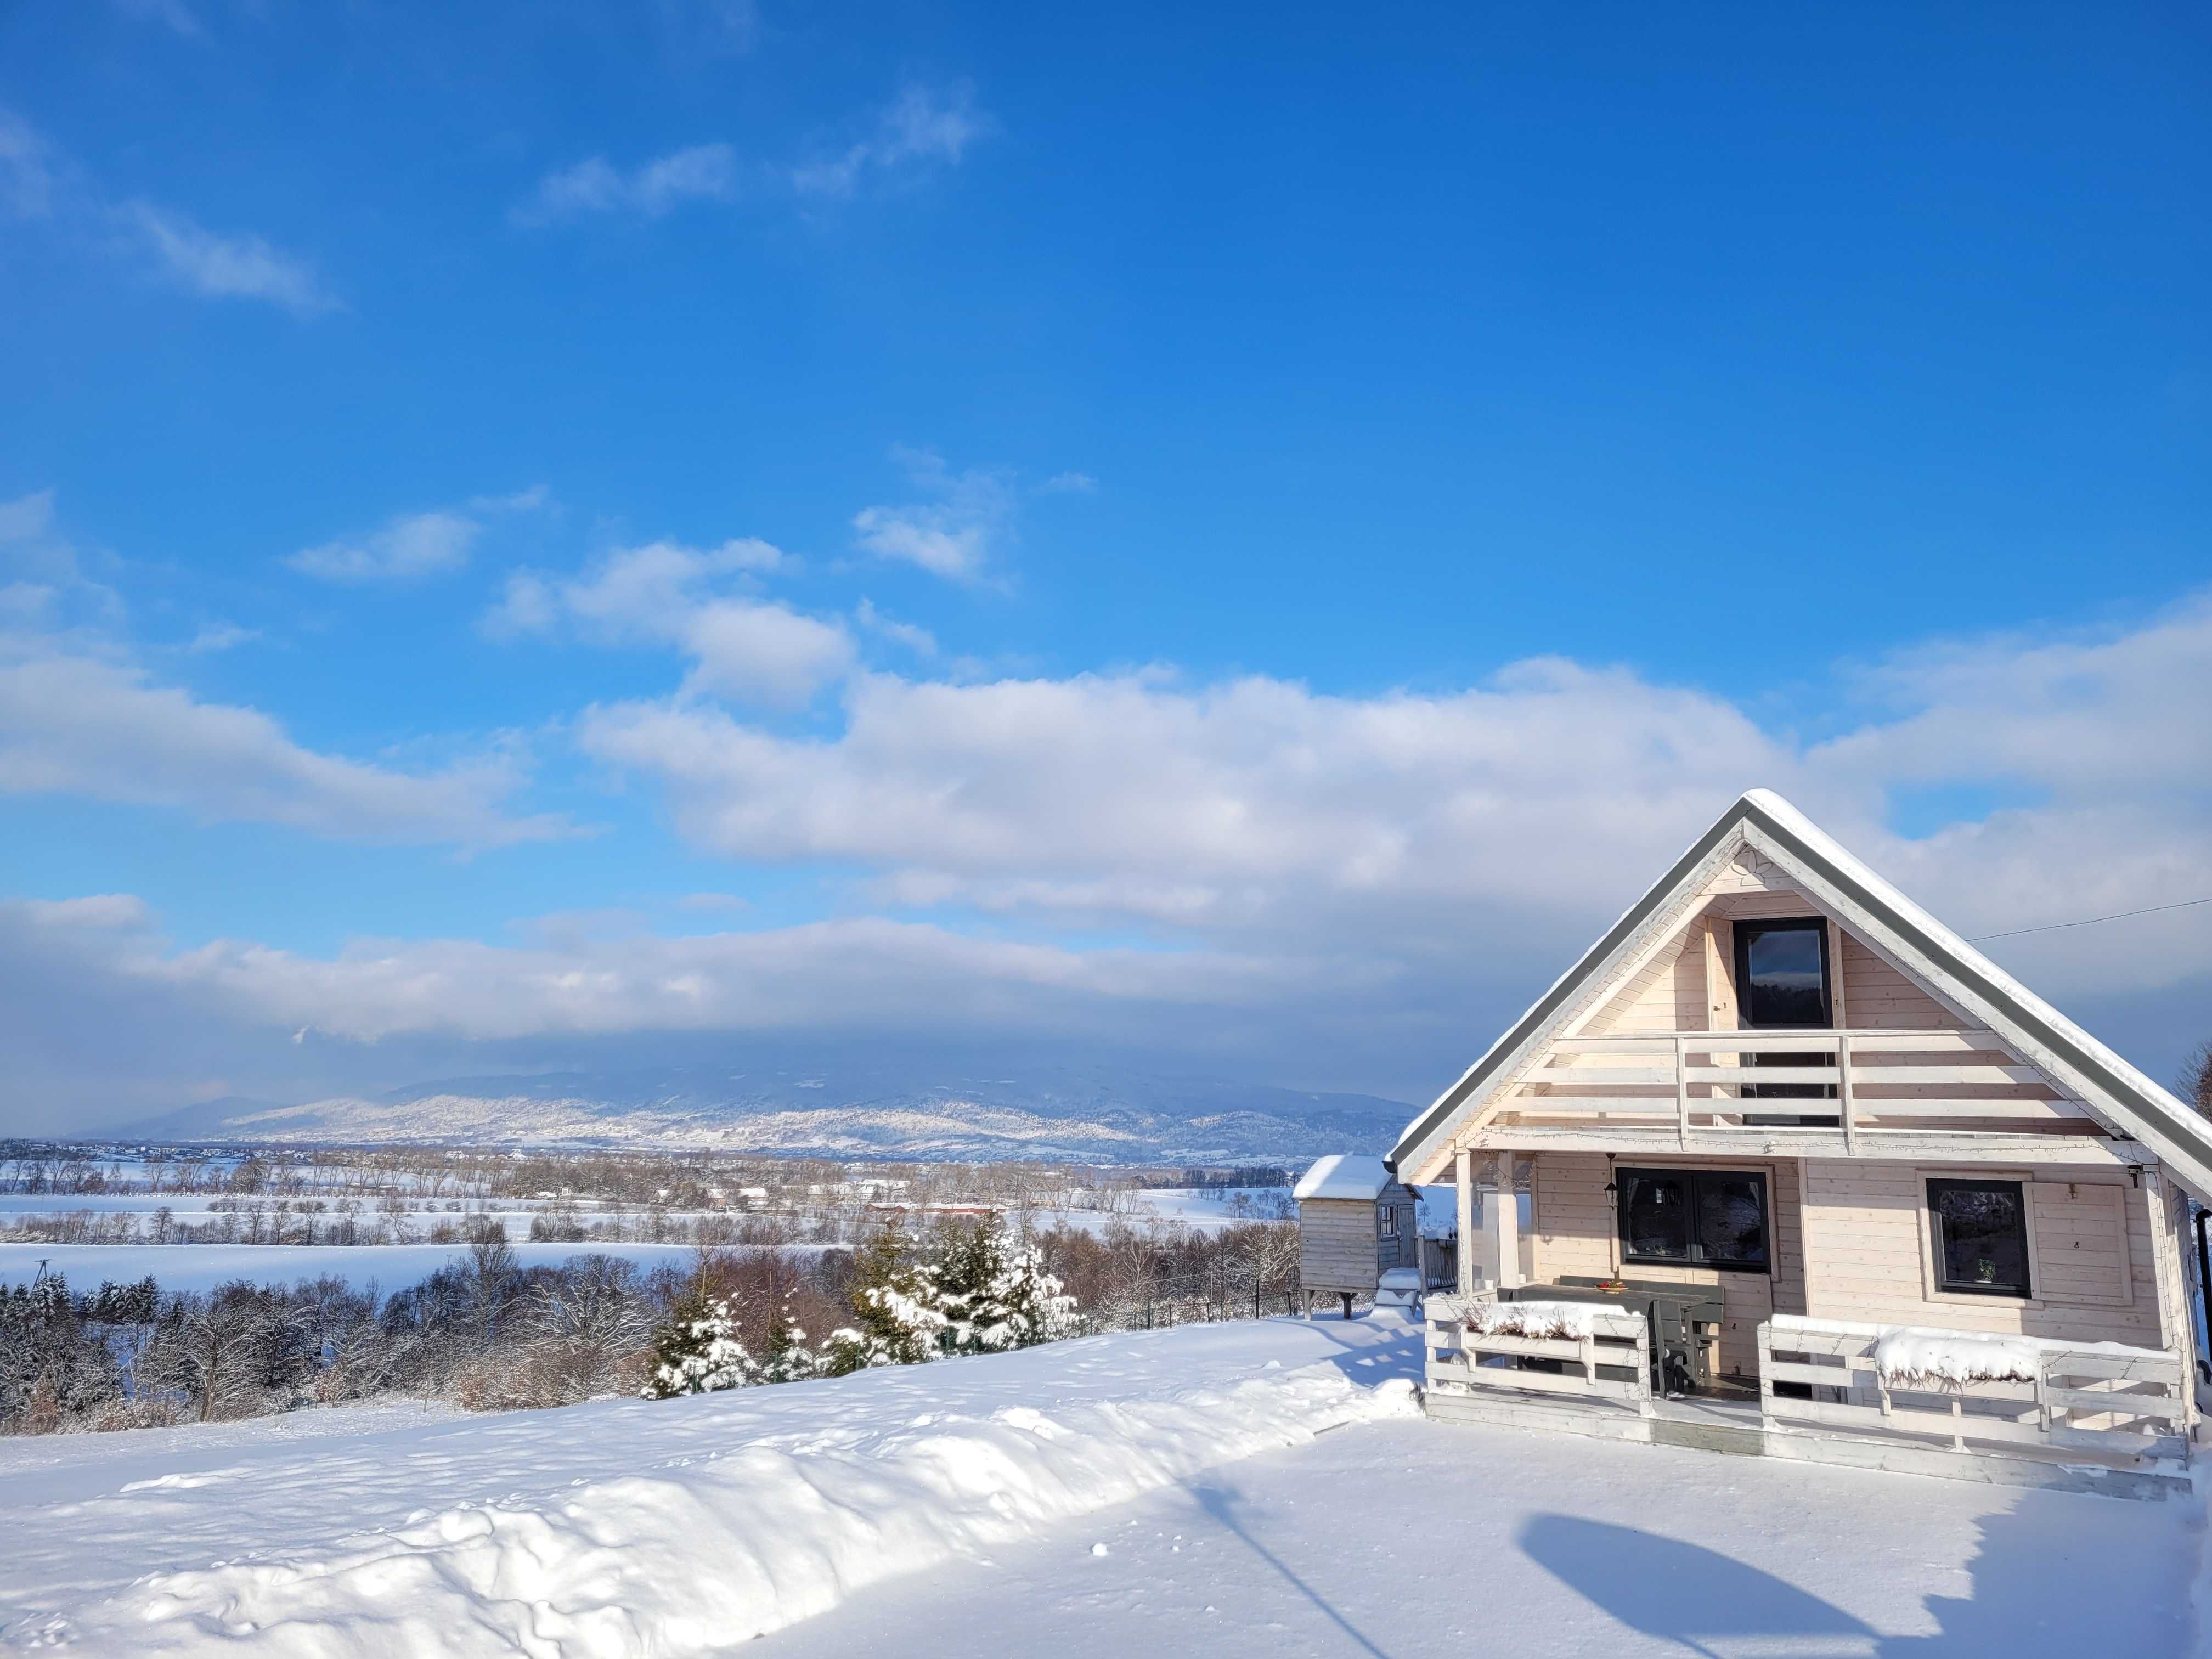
left=1293, top=1155, right=1392, bottom=1201
left=1466, top=1299, right=1609, bottom=1340
left=22, top=1333, right=1420, bottom=1656
left=1872, top=1327, right=2041, bottom=1390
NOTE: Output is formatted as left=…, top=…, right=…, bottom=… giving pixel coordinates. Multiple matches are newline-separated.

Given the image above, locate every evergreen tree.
left=757, top=1290, right=823, bottom=1385
left=819, top=1225, right=946, bottom=1375
left=934, top=1224, right=1077, bottom=1355
left=640, top=1294, right=757, bottom=1398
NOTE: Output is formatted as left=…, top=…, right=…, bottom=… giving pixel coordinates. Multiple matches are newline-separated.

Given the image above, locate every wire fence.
left=1070, top=1274, right=1306, bottom=1336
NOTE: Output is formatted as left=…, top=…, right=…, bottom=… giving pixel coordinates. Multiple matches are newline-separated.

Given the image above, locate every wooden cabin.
left=1295, top=1155, right=1419, bottom=1316
left=1395, top=789, right=2208, bottom=1498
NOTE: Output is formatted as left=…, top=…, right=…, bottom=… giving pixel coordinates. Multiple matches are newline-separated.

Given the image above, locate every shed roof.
left=1294, top=1154, right=1396, bottom=1201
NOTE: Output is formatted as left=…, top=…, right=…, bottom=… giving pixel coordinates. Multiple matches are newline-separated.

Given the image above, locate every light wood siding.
left=1297, top=1184, right=1418, bottom=1291
left=1584, top=929, right=1706, bottom=1035
left=1528, top=1153, right=1806, bottom=1380
left=1838, top=932, right=1956, bottom=1030
left=1298, top=1199, right=1380, bottom=1293
left=1797, top=1160, right=2165, bottom=1346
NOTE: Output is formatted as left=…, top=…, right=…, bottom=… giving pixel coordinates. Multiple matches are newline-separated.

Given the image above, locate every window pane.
left=1696, top=1175, right=1768, bottom=1267
left=1622, top=1172, right=1690, bottom=1260
left=1933, top=1183, right=2029, bottom=1295
left=1741, top=924, right=1827, bottom=1028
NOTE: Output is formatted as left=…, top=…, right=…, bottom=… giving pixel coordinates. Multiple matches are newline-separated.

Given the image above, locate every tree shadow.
left=1870, top=1487, right=2194, bottom=1657
left=1519, top=1514, right=1876, bottom=1658
left=1192, top=1479, right=1396, bottom=1658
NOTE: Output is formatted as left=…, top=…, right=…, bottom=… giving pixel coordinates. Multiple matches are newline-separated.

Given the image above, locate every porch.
left=1421, top=1293, right=2191, bottom=1499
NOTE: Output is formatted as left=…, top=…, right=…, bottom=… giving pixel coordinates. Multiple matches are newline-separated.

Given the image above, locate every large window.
left=1734, top=918, right=1836, bottom=1116
left=1733, top=917, right=1832, bottom=1028
left=1617, top=1167, right=1770, bottom=1273
left=1928, top=1179, right=2032, bottom=1297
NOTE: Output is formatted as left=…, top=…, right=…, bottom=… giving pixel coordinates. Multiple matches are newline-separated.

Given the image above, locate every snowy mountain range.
left=119, top=1064, right=1417, bottom=1164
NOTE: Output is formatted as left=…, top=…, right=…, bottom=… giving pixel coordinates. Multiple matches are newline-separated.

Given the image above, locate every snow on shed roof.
left=1294, top=1155, right=1396, bottom=1201
left=1387, top=788, right=2212, bottom=1198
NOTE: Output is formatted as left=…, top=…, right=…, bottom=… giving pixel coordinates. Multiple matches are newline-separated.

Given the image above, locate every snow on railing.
left=1424, top=1292, right=1652, bottom=1415
left=1757, top=1314, right=2187, bottom=1464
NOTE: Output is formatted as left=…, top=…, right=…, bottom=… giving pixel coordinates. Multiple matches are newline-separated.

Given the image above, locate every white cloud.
left=516, top=143, right=740, bottom=224
left=184, top=620, right=262, bottom=653
left=0, top=489, right=56, bottom=542
left=121, top=202, right=337, bottom=315
left=288, top=509, right=478, bottom=584
left=24, top=894, right=152, bottom=929
left=0, top=653, right=569, bottom=848
left=0, top=110, right=53, bottom=217
left=1, top=107, right=331, bottom=315
left=575, top=591, right=2212, bottom=1003
left=487, top=538, right=849, bottom=705
left=288, top=489, right=547, bottom=584
left=112, top=0, right=201, bottom=36
left=791, top=84, right=990, bottom=198
left=853, top=447, right=1016, bottom=582
left=118, top=916, right=1336, bottom=1045
left=855, top=596, right=937, bottom=658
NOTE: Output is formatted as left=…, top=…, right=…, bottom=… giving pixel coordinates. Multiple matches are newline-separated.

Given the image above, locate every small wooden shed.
left=1295, top=1154, right=1419, bottom=1317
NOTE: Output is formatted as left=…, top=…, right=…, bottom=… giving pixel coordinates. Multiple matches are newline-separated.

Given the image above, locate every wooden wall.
left=1796, top=1159, right=2168, bottom=1347
left=1297, top=1188, right=1418, bottom=1293
left=1528, top=1152, right=1806, bottom=1380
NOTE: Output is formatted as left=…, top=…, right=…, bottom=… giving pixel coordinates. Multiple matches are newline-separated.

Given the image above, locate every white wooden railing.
left=1758, top=1316, right=2187, bottom=1464
left=1425, top=1293, right=1652, bottom=1415
left=1501, top=1029, right=2072, bottom=1144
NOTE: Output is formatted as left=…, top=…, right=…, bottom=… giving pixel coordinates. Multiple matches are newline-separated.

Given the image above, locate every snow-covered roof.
left=1294, top=1154, right=1396, bottom=1202
left=1388, top=788, right=2212, bottom=1197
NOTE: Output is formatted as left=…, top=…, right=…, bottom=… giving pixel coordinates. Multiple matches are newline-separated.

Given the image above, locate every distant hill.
left=117, top=1064, right=1417, bottom=1164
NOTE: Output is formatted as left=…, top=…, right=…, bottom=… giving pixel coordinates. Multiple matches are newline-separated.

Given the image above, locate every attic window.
left=1733, top=918, right=1832, bottom=1028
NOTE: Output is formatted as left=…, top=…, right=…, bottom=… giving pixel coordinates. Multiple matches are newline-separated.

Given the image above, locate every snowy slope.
left=117, top=1064, right=1411, bottom=1163
left=2, top=1316, right=1422, bottom=1654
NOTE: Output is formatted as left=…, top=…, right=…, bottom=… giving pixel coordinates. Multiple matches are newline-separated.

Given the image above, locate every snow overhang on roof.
left=1294, top=1154, right=1394, bottom=1201
left=1387, top=788, right=2212, bottom=1199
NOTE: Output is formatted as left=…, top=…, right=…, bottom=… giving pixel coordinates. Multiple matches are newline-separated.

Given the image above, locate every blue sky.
left=1, top=3, right=2207, bottom=1131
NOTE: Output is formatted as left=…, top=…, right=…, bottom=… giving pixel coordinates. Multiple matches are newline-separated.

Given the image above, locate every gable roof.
left=1294, top=1154, right=1397, bottom=1201
left=1387, top=789, right=2212, bottom=1198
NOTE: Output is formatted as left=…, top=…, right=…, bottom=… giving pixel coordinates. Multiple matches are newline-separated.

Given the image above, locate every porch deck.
left=1423, top=1294, right=2192, bottom=1499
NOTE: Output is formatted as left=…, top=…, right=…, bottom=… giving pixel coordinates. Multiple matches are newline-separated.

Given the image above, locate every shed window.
left=1380, top=1205, right=1400, bottom=1238
left=1929, top=1179, right=2031, bottom=1297
left=1617, top=1168, right=1769, bottom=1272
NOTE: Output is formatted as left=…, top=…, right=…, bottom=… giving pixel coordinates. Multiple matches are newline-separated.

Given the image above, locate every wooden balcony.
left=1477, top=1028, right=2142, bottom=1163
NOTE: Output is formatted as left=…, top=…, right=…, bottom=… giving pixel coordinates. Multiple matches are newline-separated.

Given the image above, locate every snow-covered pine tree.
left=818, top=1226, right=947, bottom=1375
left=757, top=1290, right=822, bottom=1385
left=639, top=1295, right=757, bottom=1398
left=934, top=1224, right=1078, bottom=1355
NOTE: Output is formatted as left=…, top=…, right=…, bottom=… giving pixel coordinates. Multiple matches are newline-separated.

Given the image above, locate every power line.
left=1967, top=895, right=2212, bottom=943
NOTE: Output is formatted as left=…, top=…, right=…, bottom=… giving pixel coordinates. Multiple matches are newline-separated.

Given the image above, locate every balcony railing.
left=1497, top=1028, right=2079, bottom=1144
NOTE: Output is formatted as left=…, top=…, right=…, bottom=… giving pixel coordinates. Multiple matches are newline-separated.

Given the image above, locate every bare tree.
left=2181, top=1040, right=2212, bottom=1118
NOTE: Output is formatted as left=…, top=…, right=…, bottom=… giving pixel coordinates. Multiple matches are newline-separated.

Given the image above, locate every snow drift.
left=9, top=1318, right=1420, bottom=1656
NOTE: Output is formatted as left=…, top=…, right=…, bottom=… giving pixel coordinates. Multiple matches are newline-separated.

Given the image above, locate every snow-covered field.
left=2, top=1312, right=2199, bottom=1657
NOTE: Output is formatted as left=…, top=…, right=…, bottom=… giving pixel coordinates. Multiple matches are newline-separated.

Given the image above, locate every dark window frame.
left=1615, top=1166, right=1772, bottom=1275
left=1734, top=917, right=1837, bottom=1116
left=1379, top=1204, right=1400, bottom=1239
left=1731, top=916, right=1834, bottom=1030
left=1927, top=1177, right=2033, bottom=1299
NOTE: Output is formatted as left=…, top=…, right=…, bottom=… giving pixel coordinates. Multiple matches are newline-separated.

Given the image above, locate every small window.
left=1380, top=1205, right=1400, bottom=1239
left=1617, top=1168, right=1769, bottom=1273
left=1929, top=1179, right=2031, bottom=1297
